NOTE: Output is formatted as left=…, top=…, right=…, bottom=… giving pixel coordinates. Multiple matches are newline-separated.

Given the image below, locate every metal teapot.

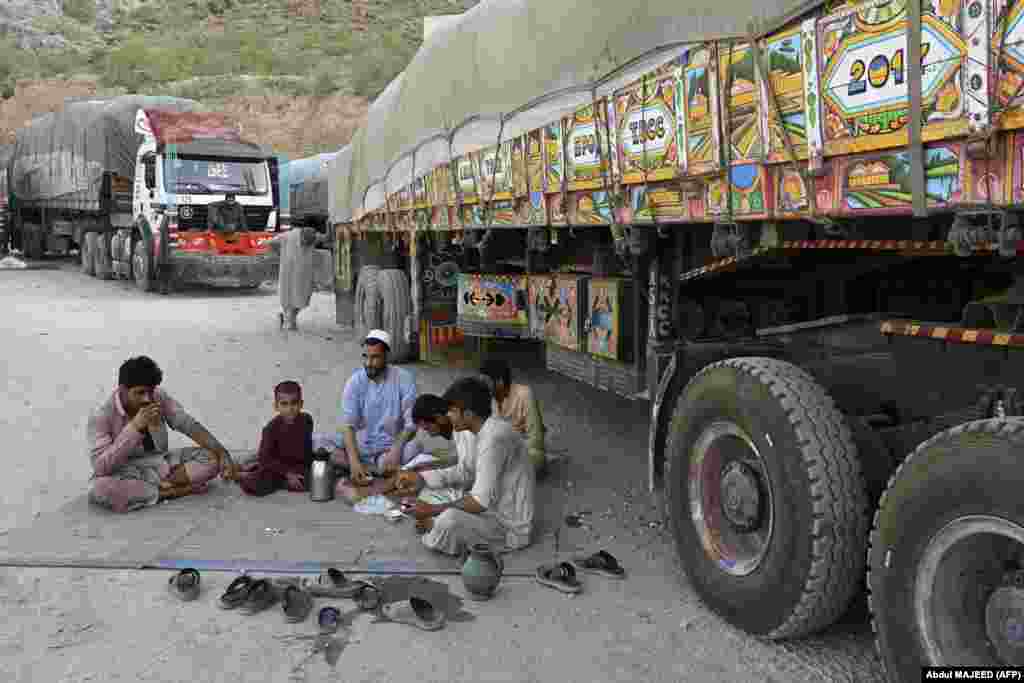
left=309, top=450, right=336, bottom=502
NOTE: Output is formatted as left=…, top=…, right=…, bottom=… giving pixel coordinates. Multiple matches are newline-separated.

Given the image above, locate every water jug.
left=309, top=452, right=335, bottom=502
left=461, top=543, right=503, bottom=600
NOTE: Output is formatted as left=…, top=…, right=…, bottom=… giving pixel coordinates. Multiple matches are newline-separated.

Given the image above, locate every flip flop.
left=303, top=568, right=363, bottom=598
left=352, top=581, right=382, bottom=611
left=380, top=596, right=447, bottom=631
left=218, top=575, right=253, bottom=610
left=168, top=568, right=201, bottom=602
left=281, top=585, right=314, bottom=624
left=572, top=550, right=626, bottom=579
left=535, top=562, right=583, bottom=594
left=318, top=606, right=341, bottom=634
left=239, top=579, right=280, bottom=615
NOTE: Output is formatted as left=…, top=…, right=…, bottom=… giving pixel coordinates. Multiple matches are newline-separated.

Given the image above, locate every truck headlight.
left=267, top=210, right=277, bottom=229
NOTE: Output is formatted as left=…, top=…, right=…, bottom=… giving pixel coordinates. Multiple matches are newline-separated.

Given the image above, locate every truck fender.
left=648, top=352, right=679, bottom=495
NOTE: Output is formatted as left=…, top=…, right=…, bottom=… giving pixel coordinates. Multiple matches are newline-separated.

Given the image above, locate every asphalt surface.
left=0, top=261, right=886, bottom=682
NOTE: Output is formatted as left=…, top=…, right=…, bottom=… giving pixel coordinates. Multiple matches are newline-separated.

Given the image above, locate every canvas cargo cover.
left=327, top=146, right=353, bottom=224
left=330, top=0, right=823, bottom=219
left=8, top=95, right=203, bottom=203
left=146, top=109, right=242, bottom=145
left=289, top=152, right=339, bottom=221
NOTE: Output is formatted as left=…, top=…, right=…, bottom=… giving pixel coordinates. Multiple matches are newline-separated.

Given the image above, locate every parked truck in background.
left=5, top=95, right=285, bottom=291
left=332, top=0, right=1024, bottom=678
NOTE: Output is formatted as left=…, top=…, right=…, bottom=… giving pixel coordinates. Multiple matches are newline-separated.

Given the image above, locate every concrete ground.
left=0, top=262, right=885, bottom=682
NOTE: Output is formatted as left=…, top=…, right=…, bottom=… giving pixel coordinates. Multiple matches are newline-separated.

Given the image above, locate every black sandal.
left=572, top=550, right=626, bottom=579
left=282, top=585, right=314, bottom=624
left=239, top=579, right=279, bottom=615
left=535, top=562, right=583, bottom=594
left=168, top=568, right=201, bottom=602
left=352, top=582, right=382, bottom=611
left=218, top=575, right=253, bottom=610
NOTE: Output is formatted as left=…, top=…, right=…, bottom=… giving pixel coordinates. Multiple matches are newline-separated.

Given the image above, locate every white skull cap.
left=365, top=329, right=392, bottom=350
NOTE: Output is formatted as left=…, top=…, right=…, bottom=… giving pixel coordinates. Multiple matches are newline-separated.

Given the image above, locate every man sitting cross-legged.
left=87, top=356, right=236, bottom=513
left=395, top=377, right=535, bottom=557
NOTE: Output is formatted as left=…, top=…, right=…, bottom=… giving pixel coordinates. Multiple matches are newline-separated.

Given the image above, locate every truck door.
left=134, top=152, right=158, bottom=229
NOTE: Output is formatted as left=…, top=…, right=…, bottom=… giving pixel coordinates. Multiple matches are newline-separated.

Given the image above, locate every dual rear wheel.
left=665, top=357, right=1024, bottom=680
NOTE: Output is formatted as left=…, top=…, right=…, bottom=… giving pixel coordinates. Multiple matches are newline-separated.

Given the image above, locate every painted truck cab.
left=132, top=108, right=277, bottom=259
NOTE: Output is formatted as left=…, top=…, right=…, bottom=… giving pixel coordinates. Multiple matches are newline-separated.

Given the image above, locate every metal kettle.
left=309, top=451, right=336, bottom=502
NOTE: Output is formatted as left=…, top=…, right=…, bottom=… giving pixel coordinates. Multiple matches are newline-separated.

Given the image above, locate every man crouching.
left=87, top=356, right=236, bottom=512
left=396, top=377, right=535, bottom=557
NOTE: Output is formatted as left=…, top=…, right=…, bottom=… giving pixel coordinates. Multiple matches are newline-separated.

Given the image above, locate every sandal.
left=303, top=568, right=363, bottom=598
left=218, top=575, right=253, bottom=610
left=572, top=550, right=626, bottom=579
left=380, top=596, right=447, bottom=631
left=239, top=579, right=280, bottom=615
left=318, top=606, right=341, bottom=634
left=352, top=581, right=382, bottom=611
left=535, top=562, right=583, bottom=594
left=281, top=585, right=314, bottom=624
left=168, top=568, right=201, bottom=602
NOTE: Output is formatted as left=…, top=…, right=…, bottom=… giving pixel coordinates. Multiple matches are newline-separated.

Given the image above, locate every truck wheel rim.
left=914, top=515, right=1024, bottom=667
left=688, top=420, right=774, bottom=577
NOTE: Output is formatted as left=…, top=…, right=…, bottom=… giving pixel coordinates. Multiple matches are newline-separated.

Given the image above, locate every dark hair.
left=364, top=338, right=390, bottom=353
left=442, top=377, right=493, bottom=421
left=118, top=356, right=163, bottom=389
left=274, top=380, right=302, bottom=400
left=479, top=359, right=511, bottom=387
left=412, top=394, right=449, bottom=423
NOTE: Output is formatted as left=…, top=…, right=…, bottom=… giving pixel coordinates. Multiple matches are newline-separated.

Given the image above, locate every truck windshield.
left=162, top=157, right=268, bottom=195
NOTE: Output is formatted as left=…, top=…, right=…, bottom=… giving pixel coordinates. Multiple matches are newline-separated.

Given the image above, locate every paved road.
left=0, top=263, right=885, bottom=682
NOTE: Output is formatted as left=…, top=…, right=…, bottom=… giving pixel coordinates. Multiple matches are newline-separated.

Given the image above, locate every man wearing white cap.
left=314, top=330, right=424, bottom=485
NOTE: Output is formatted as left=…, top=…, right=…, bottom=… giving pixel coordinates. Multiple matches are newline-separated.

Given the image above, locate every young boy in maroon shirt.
left=238, top=380, right=314, bottom=496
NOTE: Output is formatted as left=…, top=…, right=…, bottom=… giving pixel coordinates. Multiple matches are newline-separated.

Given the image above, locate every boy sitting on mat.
left=236, top=380, right=314, bottom=496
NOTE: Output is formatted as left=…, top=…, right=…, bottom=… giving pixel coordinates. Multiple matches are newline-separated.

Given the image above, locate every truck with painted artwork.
left=5, top=95, right=285, bottom=290
left=332, top=1, right=1024, bottom=678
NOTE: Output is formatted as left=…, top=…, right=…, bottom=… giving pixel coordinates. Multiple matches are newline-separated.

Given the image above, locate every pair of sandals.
left=218, top=574, right=290, bottom=617
left=535, top=550, right=626, bottom=594
left=307, top=569, right=447, bottom=632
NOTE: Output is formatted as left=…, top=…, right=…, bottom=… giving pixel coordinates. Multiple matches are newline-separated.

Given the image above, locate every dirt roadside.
left=0, top=263, right=883, bottom=682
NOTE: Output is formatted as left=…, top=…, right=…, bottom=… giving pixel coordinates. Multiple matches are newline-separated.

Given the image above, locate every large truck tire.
left=664, top=357, right=868, bottom=640
left=81, top=232, right=97, bottom=276
left=23, top=224, right=44, bottom=260
left=354, top=265, right=381, bottom=335
left=132, top=240, right=155, bottom=292
left=375, top=268, right=413, bottom=362
left=867, top=419, right=1024, bottom=680
left=93, top=232, right=113, bottom=280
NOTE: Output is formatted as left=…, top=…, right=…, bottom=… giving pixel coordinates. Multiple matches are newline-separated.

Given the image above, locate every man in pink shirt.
left=87, top=356, right=236, bottom=512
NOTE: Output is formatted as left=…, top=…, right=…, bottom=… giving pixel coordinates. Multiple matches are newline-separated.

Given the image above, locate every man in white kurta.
left=271, top=227, right=317, bottom=330
left=402, top=377, right=535, bottom=557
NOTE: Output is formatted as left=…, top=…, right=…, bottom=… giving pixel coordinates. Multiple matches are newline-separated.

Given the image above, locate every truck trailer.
left=4, top=96, right=285, bottom=291
left=329, top=0, right=1024, bottom=679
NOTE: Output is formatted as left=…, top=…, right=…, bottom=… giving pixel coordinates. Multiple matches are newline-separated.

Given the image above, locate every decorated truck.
left=330, top=0, right=1024, bottom=678
left=5, top=96, right=285, bottom=290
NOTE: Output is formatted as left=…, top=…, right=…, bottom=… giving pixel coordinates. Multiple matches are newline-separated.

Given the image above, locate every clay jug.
left=461, top=543, right=504, bottom=600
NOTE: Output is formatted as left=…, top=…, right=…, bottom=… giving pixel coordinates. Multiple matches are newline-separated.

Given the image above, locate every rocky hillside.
left=0, top=0, right=473, bottom=160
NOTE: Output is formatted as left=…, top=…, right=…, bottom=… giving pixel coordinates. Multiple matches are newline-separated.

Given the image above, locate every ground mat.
left=0, top=478, right=571, bottom=576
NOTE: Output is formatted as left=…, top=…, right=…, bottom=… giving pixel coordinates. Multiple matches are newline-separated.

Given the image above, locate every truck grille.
left=174, top=205, right=273, bottom=231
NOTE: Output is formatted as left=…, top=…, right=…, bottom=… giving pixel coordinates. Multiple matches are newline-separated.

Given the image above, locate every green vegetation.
left=0, top=0, right=461, bottom=101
